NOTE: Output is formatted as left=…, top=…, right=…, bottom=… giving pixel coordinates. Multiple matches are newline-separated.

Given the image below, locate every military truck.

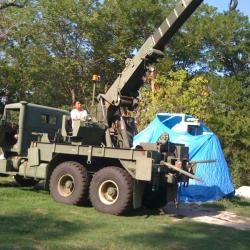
left=0, top=100, right=196, bottom=214
left=0, top=0, right=236, bottom=215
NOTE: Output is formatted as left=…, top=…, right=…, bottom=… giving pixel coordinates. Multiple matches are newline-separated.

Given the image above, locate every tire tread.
left=49, top=161, right=89, bottom=205
left=90, top=166, right=133, bottom=215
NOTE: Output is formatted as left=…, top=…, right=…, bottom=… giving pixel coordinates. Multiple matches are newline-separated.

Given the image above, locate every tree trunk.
left=70, top=88, right=76, bottom=105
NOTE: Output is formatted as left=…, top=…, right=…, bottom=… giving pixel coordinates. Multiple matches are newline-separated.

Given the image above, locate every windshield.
left=5, top=109, right=20, bottom=127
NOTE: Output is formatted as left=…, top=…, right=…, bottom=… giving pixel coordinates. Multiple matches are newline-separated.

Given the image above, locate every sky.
left=204, top=0, right=250, bottom=20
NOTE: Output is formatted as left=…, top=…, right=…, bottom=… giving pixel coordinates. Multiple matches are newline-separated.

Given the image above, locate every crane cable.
left=229, top=0, right=238, bottom=11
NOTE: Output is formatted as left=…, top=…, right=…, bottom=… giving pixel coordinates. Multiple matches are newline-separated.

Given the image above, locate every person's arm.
left=80, top=110, right=88, bottom=121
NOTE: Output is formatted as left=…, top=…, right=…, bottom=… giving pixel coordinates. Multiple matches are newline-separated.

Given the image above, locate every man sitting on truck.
left=70, top=100, right=88, bottom=128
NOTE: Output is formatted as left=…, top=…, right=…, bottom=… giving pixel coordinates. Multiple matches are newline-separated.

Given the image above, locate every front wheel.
left=90, top=167, right=133, bottom=215
left=49, top=161, right=89, bottom=205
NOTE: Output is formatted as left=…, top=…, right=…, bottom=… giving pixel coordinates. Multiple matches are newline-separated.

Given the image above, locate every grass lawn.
left=0, top=177, right=249, bottom=250
left=203, top=196, right=250, bottom=216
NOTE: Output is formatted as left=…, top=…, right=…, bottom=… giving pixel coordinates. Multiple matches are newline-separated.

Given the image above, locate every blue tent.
left=133, top=113, right=235, bottom=202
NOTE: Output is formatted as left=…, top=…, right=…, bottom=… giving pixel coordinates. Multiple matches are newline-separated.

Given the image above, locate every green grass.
left=203, top=196, right=250, bottom=216
left=0, top=178, right=249, bottom=250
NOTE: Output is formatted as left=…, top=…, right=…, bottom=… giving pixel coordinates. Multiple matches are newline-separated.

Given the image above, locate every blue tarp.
left=133, top=113, right=235, bottom=202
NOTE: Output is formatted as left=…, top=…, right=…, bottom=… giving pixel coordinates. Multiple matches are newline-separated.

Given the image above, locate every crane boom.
left=99, top=0, right=203, bottom=111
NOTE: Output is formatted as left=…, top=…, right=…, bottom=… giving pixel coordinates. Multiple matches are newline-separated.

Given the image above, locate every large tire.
left=142, top=183, right=167, bottom=209
left=14, top=175, right=39, bottom=187
left=49, top=161, right=89, bottom=205
left=90, top=167, right=133, bottom=215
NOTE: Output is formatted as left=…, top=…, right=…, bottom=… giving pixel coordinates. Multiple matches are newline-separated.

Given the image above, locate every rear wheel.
left=90, top=167, right=133, bottom=215
left=14, top=175, right=39, bottom=187
left=49, top=161, right=89, bottom=205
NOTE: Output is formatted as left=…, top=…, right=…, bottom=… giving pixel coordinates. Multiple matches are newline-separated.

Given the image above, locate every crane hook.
left=229, top=0, right=238, bottom=11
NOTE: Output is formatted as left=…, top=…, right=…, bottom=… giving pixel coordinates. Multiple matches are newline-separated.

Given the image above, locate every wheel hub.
left=107, top=187, right=116, bottom=196
left=58, top=174, right=75, bottom=197
left=65, top=180, right=73, bottom=189
left=98, top=180, right=119, bottom=205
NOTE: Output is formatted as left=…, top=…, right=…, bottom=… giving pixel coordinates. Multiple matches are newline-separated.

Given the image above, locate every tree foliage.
left=137, top=70, right=211, bottom=130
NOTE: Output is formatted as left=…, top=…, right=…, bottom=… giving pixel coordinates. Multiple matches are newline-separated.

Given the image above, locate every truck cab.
left=0, top=101, right=68, bottom=157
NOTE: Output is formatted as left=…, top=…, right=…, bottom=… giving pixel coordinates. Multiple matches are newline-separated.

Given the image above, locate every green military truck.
left=0, top=101, right=194, bottom=215
left=0, top=0, right=236, bottom=214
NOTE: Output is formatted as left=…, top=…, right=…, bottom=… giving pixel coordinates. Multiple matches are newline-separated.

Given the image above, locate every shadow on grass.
left=0, top=179, right=44, bottom=188
left=0, top=180, right=49, bottom=197
left=125, top=203, right=222, bottom=219
left=126, top=207, right=163, bottom=217
left=0, top=180, right=18, bottom=187
left=121, top=221, right=250, bottom=250
left=164, top=202, right=222, bottom=219
left=0, top=212, right=99, bottom=250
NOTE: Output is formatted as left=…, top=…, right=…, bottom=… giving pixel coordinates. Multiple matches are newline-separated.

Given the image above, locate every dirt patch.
left=164, top=203, right=250, bottom=231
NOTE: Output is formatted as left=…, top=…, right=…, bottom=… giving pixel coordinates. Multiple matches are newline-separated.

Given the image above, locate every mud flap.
left=133, top=181, right=145, bottom=209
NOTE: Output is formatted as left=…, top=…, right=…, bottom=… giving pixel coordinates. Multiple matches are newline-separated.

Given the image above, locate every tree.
left=0, top=0, right=174, bottom=106
left=137, top=69, right=211, bottom=131
left=206, top=74, right=250, bottom=186
left=0, top=0, right=102, bottom=106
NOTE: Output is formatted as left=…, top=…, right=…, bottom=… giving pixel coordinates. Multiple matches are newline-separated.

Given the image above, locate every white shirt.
left=71, top=109, right=88, bottom=121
